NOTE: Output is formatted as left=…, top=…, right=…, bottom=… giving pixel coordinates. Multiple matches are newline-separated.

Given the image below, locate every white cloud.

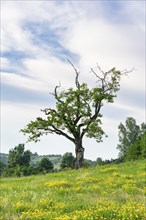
left=63, top=14, right=145, bottom=92
left=1, top=57, right=10, bottom=69
left=22, top=57, right=76, bottom=88
left=1, top=72, right=48, bottom=92
left=121, top=1, right=145, bottom=32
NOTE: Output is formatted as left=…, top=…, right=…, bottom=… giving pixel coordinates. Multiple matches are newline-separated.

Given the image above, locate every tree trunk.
left=75, top=138, right=84, bottom=169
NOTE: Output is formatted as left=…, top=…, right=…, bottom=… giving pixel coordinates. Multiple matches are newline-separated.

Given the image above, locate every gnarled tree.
left=21, top=62, right=129, bottom=169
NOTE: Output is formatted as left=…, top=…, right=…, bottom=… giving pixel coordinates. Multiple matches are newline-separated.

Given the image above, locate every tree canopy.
left=21, top=62, right=129, bottom=169
left=60, top=152, right=75, bottom=169
left=38, top=157, right=54, bottom=173
left=2, top=144, right=31, bottom=177
left=117, top=117, right=146, bottom=160
left=6, top=144, right=31, bottom=168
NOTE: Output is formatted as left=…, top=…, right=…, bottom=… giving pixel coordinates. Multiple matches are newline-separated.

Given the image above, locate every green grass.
left=0, top=160, right=146, bottom=220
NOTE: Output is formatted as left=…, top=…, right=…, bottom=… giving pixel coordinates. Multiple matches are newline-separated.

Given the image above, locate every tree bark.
left=75, top=138, right=84, bottom=169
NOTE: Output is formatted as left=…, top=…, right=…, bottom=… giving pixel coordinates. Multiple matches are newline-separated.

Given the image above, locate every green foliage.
left=126, top=133, right=146, bottom=161
left=96, top=157, right=104, bottom=166
left=2, top=165, right=34, bottom=177
left=60, top=152, right=75, bottom=169
left=0, top=161, right=5, bottom=176
left=21, top=64, right=125, bottom=168
left=0, top=160, right=145, bottom=219
left=38, top=157, right=54, bottom=173
left=117, top=117, right=140, bottom=158
left=21, top=82, right=107, bottom=142
left=140, top=133, right=146, bottom=158
left=0, top=152, right=63, bottom=176
left=126, top=140, right=141, bottom=161
left=96, top=157, right=124, bottom=166
left=2, top=144, right=31, bottom=177
left=117, top=117, right=146, bottom=161
left=6, top=144, right=31, bottom=168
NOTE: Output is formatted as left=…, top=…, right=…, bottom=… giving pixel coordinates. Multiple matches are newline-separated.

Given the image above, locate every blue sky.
left=1, top=0, right=145, bottom=160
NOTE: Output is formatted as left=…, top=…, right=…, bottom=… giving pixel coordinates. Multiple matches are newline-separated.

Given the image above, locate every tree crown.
left=21, top=63, right=128, bottom=145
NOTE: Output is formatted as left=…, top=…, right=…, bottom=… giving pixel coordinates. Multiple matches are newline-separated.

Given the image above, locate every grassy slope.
left=0, top=160, right=145, bottom=220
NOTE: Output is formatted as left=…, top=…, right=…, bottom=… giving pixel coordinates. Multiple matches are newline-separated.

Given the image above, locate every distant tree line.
left=1, top=144, right=54, bottom=177
left=96, top=157, right=124, bottom=166
left=0, top=148, right=95, bottom=177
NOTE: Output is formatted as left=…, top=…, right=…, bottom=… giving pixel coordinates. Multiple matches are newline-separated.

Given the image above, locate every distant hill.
left=0, top=152, right=62, bottom=169
left=30, top=153, right=62, bottom=169
left=0, top=152, right=95, bottom=169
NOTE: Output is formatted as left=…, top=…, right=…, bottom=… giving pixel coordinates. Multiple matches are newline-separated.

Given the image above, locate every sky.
left=1, top=0, right=145, bottom=160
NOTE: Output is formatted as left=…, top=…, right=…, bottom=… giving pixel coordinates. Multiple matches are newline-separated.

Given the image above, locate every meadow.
left=0, top=160, right=145, bottom=220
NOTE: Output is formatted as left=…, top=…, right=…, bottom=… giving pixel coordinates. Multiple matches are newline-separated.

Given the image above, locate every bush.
left=2, top=165, right=36, bottom=177
left=60, top=153, right=75, bottom=169
left=38, top=157, right=54, bottom=173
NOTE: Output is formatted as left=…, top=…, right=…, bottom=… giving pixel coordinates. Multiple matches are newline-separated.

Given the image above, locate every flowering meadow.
left=0, top=160, right=145, bottom=219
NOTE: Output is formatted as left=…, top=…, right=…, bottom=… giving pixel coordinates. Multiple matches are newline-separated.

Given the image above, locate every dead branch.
left=67, top=59, right=80, bottom=88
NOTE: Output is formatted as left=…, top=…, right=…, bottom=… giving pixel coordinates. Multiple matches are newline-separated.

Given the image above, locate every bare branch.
left=91, top=67, right=106, bottom=89
left=54, top=82, right=61, bottom=97
left=67, top=59, right=80, bottom=88
left=49, top=82, right=64, bottom=105
left=96, top=62, right=106, bottom=76
left=90, top=68, right=102, bottom=81
left=121, top=67, right=135, bottom=75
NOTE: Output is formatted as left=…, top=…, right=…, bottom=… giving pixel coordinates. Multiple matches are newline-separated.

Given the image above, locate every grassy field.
left=0, top=160, right=145, bottom=220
